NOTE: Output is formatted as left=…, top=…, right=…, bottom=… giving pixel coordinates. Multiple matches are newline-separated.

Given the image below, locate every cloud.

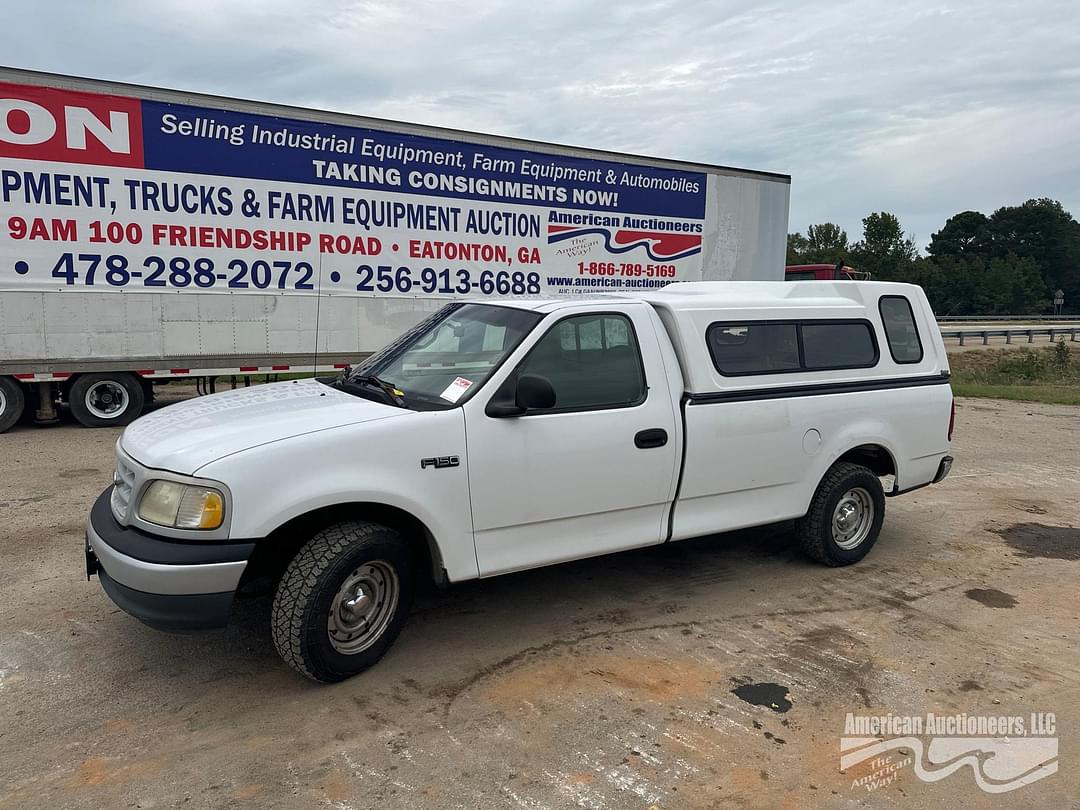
left=3, top=0, right=1077, bottom=249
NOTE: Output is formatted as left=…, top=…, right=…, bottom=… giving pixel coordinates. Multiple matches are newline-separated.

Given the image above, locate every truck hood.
left=120, top=379, right=406, bottom=475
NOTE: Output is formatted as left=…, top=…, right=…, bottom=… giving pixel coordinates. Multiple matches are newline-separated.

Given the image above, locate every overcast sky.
left=4, top=0, right=1078, bottom=250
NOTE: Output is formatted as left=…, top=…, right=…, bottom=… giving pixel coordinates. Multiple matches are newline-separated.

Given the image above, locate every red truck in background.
left=785, top=261, right=870, bottom=281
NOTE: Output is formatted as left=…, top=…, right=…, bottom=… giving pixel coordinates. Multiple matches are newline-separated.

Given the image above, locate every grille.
left=110, top=455, right=137, bottom=521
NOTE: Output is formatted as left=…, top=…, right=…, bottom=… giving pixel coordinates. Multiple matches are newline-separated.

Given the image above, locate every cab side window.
left=879, top=296, right=924, bottom=363
left=515, top=313, right=646, bottom=410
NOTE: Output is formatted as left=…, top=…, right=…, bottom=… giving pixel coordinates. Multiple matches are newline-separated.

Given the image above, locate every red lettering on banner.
left=0, top=81, right=144, bottom=169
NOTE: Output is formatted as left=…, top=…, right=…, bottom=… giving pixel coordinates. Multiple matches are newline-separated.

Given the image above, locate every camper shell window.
left=879, top=295, right=924, bottom=364
left=707, top=319, right=879, bottom=376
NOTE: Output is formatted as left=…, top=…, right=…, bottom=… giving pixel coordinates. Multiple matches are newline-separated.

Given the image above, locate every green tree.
left=786, top=224, right=849, bottom=265
left=986, top=198, right=1080, bottom=306
left=911, top=254, right=1046, bottom=316
left=927, top=211, right=991, bottom=258
left=804, top=222, right=849, bottom=264
left=786, top=231, right=809, bottom=264
left=786, top=199, right=1079, bottom=313
left=982, top=254, right=1047, bottom=314
left=851, top=212, right=917, bottom=278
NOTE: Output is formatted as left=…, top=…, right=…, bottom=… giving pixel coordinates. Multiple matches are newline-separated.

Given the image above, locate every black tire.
left=68, top=372, right=145, bottom=427
left=796, top=462, right=885, bottom=566
left=0, top=377, right=25, bottom=434
left=271, top=521, right=414, bottom=683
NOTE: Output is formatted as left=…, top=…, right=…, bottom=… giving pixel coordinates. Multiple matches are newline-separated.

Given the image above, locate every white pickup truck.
left=85, top=281, right=954, bottom=682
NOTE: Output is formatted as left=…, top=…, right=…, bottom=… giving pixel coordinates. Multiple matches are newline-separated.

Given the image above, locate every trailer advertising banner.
left=1, top=81, right=708, bottom=299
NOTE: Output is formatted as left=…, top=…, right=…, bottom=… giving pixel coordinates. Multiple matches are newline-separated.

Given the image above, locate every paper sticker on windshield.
left=440, top=377, right=474, bottom=403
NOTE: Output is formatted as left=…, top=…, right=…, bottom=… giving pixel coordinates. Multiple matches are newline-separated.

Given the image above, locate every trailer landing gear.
left=32, top=380, right=59, bottom=425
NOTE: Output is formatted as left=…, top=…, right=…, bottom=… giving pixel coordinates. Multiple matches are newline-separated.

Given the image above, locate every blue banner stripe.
left=140, top=100, right=707, bottom=219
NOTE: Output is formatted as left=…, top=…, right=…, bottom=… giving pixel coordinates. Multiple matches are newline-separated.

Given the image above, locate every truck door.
left=464, top=304, right=680, bottom=576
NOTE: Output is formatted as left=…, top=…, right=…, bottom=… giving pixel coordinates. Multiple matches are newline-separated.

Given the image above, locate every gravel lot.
left=1, top=395, right=1078, bottom=808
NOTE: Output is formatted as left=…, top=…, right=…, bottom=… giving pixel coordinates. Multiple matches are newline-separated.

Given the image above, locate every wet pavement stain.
left=731, top=681, right=792, bottom=713
left=994, top=523, right=1080, bottom=561
left=965, top=588, right=1018, bottom=608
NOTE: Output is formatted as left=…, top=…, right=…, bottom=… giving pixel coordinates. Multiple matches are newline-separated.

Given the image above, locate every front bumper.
left=86, top=488, right=255, bottom=632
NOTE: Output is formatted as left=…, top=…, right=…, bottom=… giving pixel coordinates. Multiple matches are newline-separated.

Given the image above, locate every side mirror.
left=516, top=374, right=556, bottom=410
left=485, top=374, right=556, bottom=417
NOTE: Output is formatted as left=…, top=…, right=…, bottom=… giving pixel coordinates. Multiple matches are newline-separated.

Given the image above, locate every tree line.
left=786, top=198, right=1080, bottom=315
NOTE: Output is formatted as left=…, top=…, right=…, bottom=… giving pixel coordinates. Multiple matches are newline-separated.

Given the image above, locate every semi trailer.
left=0, top=67, right=790, bottom=432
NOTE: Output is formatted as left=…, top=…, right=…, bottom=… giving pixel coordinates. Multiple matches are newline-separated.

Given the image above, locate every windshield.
left=343, top=303, right=542, bottom=409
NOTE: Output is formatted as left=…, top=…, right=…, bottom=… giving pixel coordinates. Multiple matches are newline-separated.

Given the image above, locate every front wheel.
left=271, top=521, right=415, bottom=683
left=796, top=462, right=885, bottom=566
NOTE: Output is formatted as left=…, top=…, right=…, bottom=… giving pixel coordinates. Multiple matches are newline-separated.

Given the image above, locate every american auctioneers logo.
left=841, top=711, right=1058, bottom=793
left=547, top=224, right=703, bottom=262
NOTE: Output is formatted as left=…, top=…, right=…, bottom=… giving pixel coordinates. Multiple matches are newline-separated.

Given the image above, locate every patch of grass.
left=951, top=383, right=1080, bottom=406
left=949, top=341, right=1080, bottom=405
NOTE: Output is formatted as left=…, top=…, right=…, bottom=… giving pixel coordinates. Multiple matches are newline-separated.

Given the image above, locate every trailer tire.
left=796, top=462, right=885, bottom=566
left=271, top=521, right=415, bottom=683
left=69, top=372, right=145, bottom=427
left=0, top=377, right=25, bottom=434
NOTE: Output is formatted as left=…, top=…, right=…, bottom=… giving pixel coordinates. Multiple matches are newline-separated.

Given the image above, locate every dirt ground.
left=1, top=396, right=1078, bottom=809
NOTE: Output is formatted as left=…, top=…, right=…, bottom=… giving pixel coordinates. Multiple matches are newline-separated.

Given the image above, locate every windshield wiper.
left=349, top=374, right=408, bottom=408
left=322, top=365, right=407, bottom=408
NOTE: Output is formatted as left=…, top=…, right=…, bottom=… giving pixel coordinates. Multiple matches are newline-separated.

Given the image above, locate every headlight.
left=137, top=480, right=225, bottom=530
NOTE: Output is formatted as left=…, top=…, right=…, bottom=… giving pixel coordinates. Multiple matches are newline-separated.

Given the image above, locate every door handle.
left=635, top=428, right=668, bottom=449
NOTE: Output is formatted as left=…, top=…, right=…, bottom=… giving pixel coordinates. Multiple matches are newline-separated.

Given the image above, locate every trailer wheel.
left=796, top=462, right=885, bottom=566
left=69, top=372, right=145, bottom=427
left=271, top=521, right=415, bottom=683
left=0, top=377, right=25, bottom=434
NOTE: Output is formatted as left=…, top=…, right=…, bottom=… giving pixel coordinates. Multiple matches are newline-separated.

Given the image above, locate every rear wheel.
left=69, top=372, right=145, bottom=427
left=797, top=462, right=885, bottom=566
left=0, top=377, right=25, bottom=433
left=271, top=521, right=415, bottom=683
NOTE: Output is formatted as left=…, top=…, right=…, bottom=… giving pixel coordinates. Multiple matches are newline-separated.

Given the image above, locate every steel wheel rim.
left=327, top=560, right=399, bottom=655
left=832, top=487, right=874, bottom=550
left=85, top=381, right=129, bottom=419
left=0, top=388, right=6, bottom=416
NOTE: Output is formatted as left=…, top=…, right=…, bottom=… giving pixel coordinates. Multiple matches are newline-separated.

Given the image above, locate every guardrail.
left=939, top=327, right=1080, bottom=346
left=937, top=315, right=1078, bottom=322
